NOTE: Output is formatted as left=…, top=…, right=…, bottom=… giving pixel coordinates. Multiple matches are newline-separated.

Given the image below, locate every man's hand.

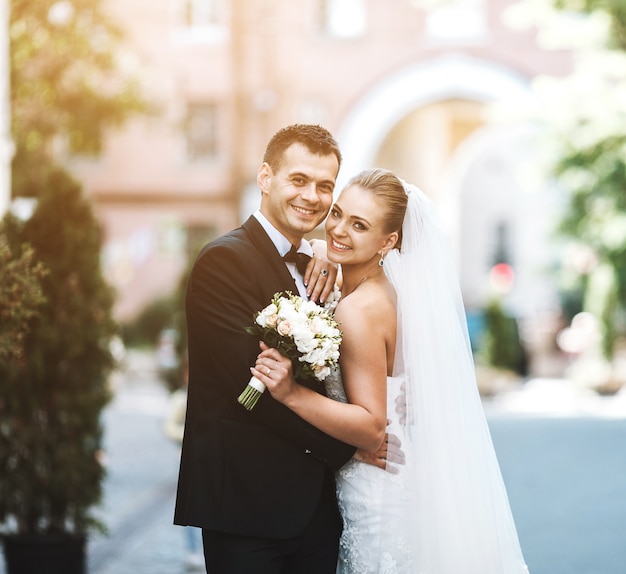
left=354, top=432, right=405, bottom=474
left=304, top=239, right=340, bottom=304
left=396, top=381, right=408, bottom=425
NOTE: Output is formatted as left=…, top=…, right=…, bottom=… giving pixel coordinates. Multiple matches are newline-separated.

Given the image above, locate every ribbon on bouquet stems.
left=238, top=376, right=266, bottom=410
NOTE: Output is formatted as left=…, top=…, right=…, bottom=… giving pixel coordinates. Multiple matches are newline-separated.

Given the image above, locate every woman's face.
left=325, top=184, right=395, bottom=265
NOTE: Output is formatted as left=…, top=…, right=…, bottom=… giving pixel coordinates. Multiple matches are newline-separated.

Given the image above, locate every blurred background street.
left=3, top=350, right=625, bottom=574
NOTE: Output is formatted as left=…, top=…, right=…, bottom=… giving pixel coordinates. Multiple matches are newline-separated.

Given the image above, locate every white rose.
left=293, top=328, right=317, bottom=353
left=291, top=310, right=309, bottom=328
left=279, top=298, right=297, bottom=317
left=300, top=300, right=319, bottom=315
left=303, top=347, right=326, bottom=366
left=318, top=338, right=335, bottom=356
left=317, top=321, right=337, bottom=338
left=256, top=303, right=278, bottom=328
left=312, top=364, right=331, bottom=380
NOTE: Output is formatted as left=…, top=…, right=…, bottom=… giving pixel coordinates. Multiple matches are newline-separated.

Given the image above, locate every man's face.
left=258, top=143, right=339, bottom=245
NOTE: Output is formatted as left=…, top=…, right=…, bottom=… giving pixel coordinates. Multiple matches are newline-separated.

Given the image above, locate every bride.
left=252, top=168, right=529, bottom=573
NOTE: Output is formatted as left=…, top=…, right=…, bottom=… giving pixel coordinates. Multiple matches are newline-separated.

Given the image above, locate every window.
left=172, top=0, right=226, bottom=43
left=319, top=0, right=367, bottom=38
left=183, top=0, right=218, bottom=28
left=184, top=103, right=217, bottom=161
left=425, top=0, right=487, bottom=41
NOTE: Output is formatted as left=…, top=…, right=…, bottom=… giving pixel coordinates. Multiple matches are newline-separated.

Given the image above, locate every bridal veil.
left=381, top=182, right=529, bottom=573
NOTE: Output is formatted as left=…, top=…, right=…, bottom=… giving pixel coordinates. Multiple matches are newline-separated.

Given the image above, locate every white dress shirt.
left=253, top=210, right=312, bottom=298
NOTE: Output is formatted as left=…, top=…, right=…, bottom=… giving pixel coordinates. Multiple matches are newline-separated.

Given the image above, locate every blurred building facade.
left=63, top=0, right=571, bottom=369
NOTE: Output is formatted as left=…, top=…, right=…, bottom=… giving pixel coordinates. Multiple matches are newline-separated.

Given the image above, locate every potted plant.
left=0, top=169, right=117, bottom=574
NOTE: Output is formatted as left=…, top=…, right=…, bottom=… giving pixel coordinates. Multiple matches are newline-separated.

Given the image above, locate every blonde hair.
left=345, top=168, right=408, bottom=249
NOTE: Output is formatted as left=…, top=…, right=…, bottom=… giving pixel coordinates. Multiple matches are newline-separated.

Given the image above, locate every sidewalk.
left=87, top=350, right=200, bottom=574
left=484, top=376, right=626, bottom=419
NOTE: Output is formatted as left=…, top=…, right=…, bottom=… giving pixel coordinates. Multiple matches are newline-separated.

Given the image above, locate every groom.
left=175, top=124, right=356, bottom=573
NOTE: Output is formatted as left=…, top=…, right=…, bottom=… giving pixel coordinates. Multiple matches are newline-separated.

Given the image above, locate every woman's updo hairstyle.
left=346, top=168, right=408, bottom=250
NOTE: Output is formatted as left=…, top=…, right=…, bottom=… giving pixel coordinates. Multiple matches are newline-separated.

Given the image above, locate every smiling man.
left=174, top=124, right=356, bottom=573
left=258, top=140, right=338, bottom=245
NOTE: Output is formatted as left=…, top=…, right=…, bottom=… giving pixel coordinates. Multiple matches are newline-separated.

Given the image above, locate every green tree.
left=0, top=169, right=116, bottom=535
left=10, top=0, right=147, bottom=197
left=480, top=298, right=527, bottom=375
left=506, top=0, right=626, bottom=358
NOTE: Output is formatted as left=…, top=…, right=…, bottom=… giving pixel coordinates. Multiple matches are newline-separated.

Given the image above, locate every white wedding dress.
left=325, top=369, right=413, bottom=573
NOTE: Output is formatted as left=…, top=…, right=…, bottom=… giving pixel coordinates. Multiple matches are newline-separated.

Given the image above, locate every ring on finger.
left=266, top=367, right=271, bottom=376
left=321, top=269, right=328, bottom=276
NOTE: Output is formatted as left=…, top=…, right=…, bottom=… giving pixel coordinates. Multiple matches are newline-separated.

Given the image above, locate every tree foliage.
left=0, top=169, right=116, bottom=535
left=0, top=221, right=47, bottom=369
left=0, top=0, right=147, bottom=537
left=552, top=0, right=626, bottom=50
left=10, top=0, right=146, bottom=196
left=480, top=299, right=527, bottom=375
left=508, top=0, right=626, bottom=357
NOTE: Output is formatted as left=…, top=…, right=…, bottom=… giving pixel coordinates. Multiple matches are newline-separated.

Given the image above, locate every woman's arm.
left=252, top=292, right=391, bottom=452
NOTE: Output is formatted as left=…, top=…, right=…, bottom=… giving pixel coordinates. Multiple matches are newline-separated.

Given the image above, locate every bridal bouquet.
left=238, top=291, right=342, bottom=410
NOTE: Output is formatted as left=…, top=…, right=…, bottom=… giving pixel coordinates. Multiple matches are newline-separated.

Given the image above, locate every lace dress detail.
left=324, top=369, right=413, bottom=573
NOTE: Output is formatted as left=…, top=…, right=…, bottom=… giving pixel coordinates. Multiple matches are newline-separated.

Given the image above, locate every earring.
left=378, top=253, right=385, bottom=267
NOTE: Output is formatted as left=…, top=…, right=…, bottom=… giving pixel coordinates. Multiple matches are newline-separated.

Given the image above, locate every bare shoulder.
left=335, top=278, right=396, bottom=330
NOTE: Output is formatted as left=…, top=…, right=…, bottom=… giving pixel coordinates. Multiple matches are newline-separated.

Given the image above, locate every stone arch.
left=336, top=53, right=530, bottom=191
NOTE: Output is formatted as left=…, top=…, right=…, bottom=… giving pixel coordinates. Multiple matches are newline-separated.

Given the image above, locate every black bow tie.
left=283, top=245, right=311, bottom=275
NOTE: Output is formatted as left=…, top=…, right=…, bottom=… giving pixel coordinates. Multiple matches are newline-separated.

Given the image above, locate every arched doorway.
left=337, top=53, right=530, bottom=191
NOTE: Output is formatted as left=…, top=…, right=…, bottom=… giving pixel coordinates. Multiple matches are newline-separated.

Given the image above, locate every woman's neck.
left=341, top=262, right=385, bottom=297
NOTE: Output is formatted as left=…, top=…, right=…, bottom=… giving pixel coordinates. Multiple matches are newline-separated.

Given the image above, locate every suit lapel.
left=242, top=216, right=300, bottom=295
left=242, top=216, right=327, bottom=395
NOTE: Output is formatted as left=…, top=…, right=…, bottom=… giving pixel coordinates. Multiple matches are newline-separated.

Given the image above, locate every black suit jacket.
left=174, top=216, right=355, bottom=538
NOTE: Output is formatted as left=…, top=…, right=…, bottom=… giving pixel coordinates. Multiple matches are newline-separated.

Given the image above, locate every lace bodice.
left=324, top=368, right=413, bottom=573
left=323, top=367, right=348, bottom=404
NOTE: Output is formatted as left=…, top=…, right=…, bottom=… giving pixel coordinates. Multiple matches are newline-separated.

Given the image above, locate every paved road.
left=490, top=416, right=626, bottom=574
left=2, top=355, right=626, bottom=574
left=484, top=380, right=626, bottom=574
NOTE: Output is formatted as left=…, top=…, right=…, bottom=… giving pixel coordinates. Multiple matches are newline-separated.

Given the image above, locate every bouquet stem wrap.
left=238, top=376, right=266, bottom=410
